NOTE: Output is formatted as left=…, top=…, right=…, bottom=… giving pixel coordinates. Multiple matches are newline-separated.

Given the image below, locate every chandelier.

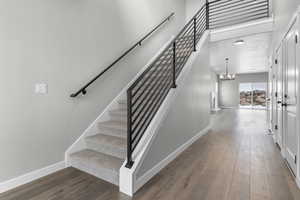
left=219, top=58, right=235, bottom=80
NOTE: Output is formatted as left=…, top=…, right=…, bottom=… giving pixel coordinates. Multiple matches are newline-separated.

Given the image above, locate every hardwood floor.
left=1, top=109, right=299, bottom=200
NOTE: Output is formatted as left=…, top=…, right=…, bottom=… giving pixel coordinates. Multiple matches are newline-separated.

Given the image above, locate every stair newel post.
left=193, top=17, right=197, bottom=52
left=172, top=41, right=177, bottom=88
left=125, top=89, right=134, bottom=168
left=206, top=0, right=209, bottom=30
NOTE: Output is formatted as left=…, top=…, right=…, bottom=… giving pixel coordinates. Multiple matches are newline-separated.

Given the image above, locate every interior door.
left=283, top=24, right=298, bottom=174
left=267, top=71, right=272, bottom=131
left=272, top=62, right=277, bottom=134
left=276, top=46, right=284, bottom=149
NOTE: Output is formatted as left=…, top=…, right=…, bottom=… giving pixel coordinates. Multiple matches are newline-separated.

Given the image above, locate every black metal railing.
left=125, top=5, right=207, bottom=168
left=70, top=0, right=270, bottom=99
left=125, top=0, right=270, bottom=168
left=70, top=13, right=175, bottom=98
left=67, top=0, right=269, bottom=168
left=208, top=0, right=269, bottom=29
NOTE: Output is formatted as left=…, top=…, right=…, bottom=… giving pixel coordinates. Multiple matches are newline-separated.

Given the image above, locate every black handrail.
left=70, top=13, right=175, bottom=98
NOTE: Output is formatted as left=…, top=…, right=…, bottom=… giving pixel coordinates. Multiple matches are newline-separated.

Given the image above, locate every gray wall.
left=219, top=72, right=268, bottom=108
left=0, top=0, right=186, bottom=182
left=137, top=35, right=211, bottom=178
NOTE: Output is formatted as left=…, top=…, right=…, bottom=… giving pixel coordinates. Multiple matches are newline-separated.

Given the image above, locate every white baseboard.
left=135, top=122, right=212, bottom=192
left=296, top=177, right=300, bottom=189
left=0, top=161, right=65, bottom=193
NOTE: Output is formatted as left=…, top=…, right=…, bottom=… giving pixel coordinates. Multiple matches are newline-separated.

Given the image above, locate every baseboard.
left=135, top=122, right=212, bottom=192
left=0, top=161, right=65, bottom=193
left=296, top=177, right=300, bottom=189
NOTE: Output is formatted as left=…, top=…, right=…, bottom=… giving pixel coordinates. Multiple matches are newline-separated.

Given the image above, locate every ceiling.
left=209, top=32, right=272, bottom=74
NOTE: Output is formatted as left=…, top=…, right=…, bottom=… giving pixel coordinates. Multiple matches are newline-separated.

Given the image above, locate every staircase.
left=69, top=99, right=127, bottom=185
left=67, top=0, right=270, bottom=189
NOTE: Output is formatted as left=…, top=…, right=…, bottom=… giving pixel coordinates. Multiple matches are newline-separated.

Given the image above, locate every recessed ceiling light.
left=233, top=39, right=245, bottom=46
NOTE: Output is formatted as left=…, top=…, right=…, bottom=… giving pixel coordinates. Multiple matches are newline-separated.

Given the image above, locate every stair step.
left=109, top=108, right=127, bottom=121
left=98, top=120, right=127, bottom=138
left=69, top=149, right=123, bottom=185
left=118, top=99, right=127, bottom=105
left=85, top=134, right=126, bottom=159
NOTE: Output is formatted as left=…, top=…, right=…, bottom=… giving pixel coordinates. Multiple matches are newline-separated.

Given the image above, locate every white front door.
left=283, top=23, right=298, bottom=174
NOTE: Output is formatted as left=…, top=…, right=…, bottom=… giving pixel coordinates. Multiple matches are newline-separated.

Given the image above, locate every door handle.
left=282, top=103, right=287, bottom=107
left=277, top=101, right=282, bottom=104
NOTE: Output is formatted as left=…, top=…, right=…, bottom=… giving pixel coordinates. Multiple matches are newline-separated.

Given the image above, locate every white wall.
left=185, top=0, right=206, bottom=21
left=219, top=72, right=268, bottom=108
left=210, top=70, right=219, bottom=110
left=136, top=34, right=211, bottom=178
left=271, top=0, right=299, bottom=51
left=0, top=0, right=186, bottom=183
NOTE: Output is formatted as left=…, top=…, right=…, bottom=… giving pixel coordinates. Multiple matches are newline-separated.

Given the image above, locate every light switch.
left=35, top=83, right=48, bottom=94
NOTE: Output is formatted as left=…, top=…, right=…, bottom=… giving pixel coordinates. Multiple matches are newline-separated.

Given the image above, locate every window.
left=239, top=82, right=267, bottom=109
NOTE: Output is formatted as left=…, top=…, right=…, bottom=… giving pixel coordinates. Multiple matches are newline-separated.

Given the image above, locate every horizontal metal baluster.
left=131, top=61, right=172, bottom=107
left=209, top=7, right=268, bottom=22
left=210, top=12, right=268, bottom=28
left=131, top=49, right=172, bottom=98
left=131, top=69, right=173, bottom=130
left=209, top=0, right=266, bottom=11
left=209, top=2, right=268, bottom=18
left=131, top=78, right=172, bottom=147
left=131, top=65, right=172, bottom=122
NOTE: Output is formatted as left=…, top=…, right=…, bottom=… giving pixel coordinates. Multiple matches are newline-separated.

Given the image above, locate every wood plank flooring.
left=1, top=109, right=299, bottom=200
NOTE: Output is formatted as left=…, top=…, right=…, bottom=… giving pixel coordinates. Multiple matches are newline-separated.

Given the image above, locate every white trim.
left=211, top=18, right=273, bottom=34
left=135, top=123, right=211, bottom=192
left=0, top=161, right=65, bottom=193
left=296, top=177, right=300, bottom=189
left=210, top=17, right=273, bottom=42
left=221, top=106, right=237, bottom=109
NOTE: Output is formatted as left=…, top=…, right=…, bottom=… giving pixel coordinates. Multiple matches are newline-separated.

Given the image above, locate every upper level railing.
left=125, top=0, right=270, bottom=168
left=208, top=0, right=270, bottom=29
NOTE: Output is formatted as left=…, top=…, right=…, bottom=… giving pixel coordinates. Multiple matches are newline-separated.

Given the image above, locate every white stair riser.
left=109, top=111, right=127, bottom=122
left=85, top=140, right=126, bottom=159
left=69, top=158, right=119, bottom=186
left=97, top=126, right=127, bottom=138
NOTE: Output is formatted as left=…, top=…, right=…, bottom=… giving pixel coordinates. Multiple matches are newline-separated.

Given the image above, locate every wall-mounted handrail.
left=70, top=12, right=175, bottom=98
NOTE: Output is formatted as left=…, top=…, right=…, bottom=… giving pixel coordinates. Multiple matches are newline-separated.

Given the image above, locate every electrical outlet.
left=35, top=83, right=48, bottom=94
